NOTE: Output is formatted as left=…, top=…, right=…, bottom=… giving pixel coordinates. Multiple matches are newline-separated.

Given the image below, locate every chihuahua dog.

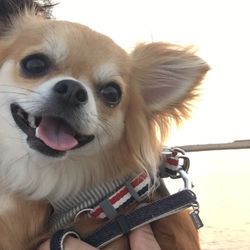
left=0, top=1, right=209, bottom=249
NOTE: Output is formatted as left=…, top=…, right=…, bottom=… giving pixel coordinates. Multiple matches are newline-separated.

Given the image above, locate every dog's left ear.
left=130, top=43, right=209, bottom=117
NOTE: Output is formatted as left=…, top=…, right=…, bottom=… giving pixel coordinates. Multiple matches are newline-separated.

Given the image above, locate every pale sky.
left=54, top=0, right=250, bottom=146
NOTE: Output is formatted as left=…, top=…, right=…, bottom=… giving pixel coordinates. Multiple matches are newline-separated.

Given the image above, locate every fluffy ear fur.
left=0, top=0, right=54, bottom=35
left=130, top=43, right=209, bottom=120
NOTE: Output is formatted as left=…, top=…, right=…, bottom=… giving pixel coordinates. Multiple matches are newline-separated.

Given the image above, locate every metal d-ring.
left=74, top=208, right=94, bottom=222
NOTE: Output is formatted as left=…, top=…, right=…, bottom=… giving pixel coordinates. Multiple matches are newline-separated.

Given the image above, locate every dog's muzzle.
left=10, top=80, right=95, bottom=157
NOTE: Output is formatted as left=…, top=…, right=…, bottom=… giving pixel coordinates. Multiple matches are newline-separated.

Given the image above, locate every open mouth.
left=10, top=103, right=95, bottom=157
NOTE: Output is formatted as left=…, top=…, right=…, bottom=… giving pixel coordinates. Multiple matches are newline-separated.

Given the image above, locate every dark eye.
left=100, top=83, right=122, bottom=107
left=20, top=53, right=51, bottom=77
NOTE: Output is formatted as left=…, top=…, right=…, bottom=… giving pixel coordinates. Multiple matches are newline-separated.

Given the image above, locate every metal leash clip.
left=160, top=147, right=193, bottom=190
left=161, top=147, right=203, bottom=229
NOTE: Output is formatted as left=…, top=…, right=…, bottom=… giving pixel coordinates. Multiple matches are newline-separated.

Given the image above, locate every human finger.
left=129, top=224, right=161, bottom=250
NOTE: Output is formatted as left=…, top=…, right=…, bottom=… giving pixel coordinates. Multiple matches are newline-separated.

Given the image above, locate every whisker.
left=0, top=91, right=28, bottom=95
left=0, top=114, right=17, bottom=128
left=98, top=118, right=114, bottom=139
left=0, top=85, right=50, bottom=102
left=96, top=134, right=112, bottom=168
left=0, top=84, right=40, bottom=94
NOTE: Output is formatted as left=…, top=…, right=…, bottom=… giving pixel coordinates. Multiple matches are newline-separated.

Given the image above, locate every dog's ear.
left=130, top=43, right=209, bottom=120
left=0, top=0, right=54, bottom=35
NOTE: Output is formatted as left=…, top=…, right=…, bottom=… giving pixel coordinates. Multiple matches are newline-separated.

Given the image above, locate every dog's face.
left=2, top=20, right=129, bottom=158
left=0, top=1, right=209, bottom=200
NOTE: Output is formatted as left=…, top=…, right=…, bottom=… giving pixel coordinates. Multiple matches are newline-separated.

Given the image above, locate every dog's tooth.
left=17, top=108, right=28, bottom=120
left=35, top=127, right=39, bottom=138
left=28, top=115, right=36, bottom=128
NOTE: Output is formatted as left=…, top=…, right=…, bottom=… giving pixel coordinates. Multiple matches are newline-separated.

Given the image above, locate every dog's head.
left=0, top=0, right=209, bottom=200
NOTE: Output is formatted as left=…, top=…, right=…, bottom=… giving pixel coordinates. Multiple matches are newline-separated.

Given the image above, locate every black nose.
left=53, top=80, right=88, bottom=106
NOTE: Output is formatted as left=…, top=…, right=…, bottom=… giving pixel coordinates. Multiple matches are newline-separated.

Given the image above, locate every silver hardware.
left=162, top=147, right=185, bottom=156
left=178, top=168, right=193, bottom=190
left=161, top=147, right=193, bottom=189
left=190, top=202, right=203, bottom=229
left=178, top=155, right=190, bottom=173
left=74, top=208, right=94, bottom=222
left=162, top=147, right=174, bottom=156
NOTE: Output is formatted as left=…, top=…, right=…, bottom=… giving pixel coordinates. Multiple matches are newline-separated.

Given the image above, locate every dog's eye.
left=20, top=54, right=51, bottom=77
left=100, top=83, right=122, bottom=107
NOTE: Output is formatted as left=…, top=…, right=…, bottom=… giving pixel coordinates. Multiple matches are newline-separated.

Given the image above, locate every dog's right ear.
left=0, top=0, right=54, bottom=35
left=130, top=43, right=209, bottom=119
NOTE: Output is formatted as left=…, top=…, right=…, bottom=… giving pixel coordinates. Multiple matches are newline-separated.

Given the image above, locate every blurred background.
left=54, top=1, right=250, bottom=249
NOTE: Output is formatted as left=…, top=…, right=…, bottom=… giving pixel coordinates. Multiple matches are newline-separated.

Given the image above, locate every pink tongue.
left=37, top=117, right=78, bottom=151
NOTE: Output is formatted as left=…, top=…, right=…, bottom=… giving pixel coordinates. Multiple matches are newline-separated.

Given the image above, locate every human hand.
left=38, top=224, right=161, bottom=250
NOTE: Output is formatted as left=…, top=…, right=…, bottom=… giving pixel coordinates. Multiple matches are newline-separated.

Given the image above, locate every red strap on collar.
left=90, top=172, right=150, bottom=219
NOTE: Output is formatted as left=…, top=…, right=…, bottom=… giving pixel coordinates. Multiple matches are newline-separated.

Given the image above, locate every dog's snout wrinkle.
left=53, top=80, right=88, bottom=106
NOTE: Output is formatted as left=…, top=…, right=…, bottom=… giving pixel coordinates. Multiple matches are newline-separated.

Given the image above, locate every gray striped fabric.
left=49, top=176, right=128, bottom=232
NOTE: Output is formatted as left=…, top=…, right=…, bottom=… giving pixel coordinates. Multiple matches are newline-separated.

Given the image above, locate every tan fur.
left=0, top=2, right=209, bottom=249
left=0, top=197, right=49, bottom=250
